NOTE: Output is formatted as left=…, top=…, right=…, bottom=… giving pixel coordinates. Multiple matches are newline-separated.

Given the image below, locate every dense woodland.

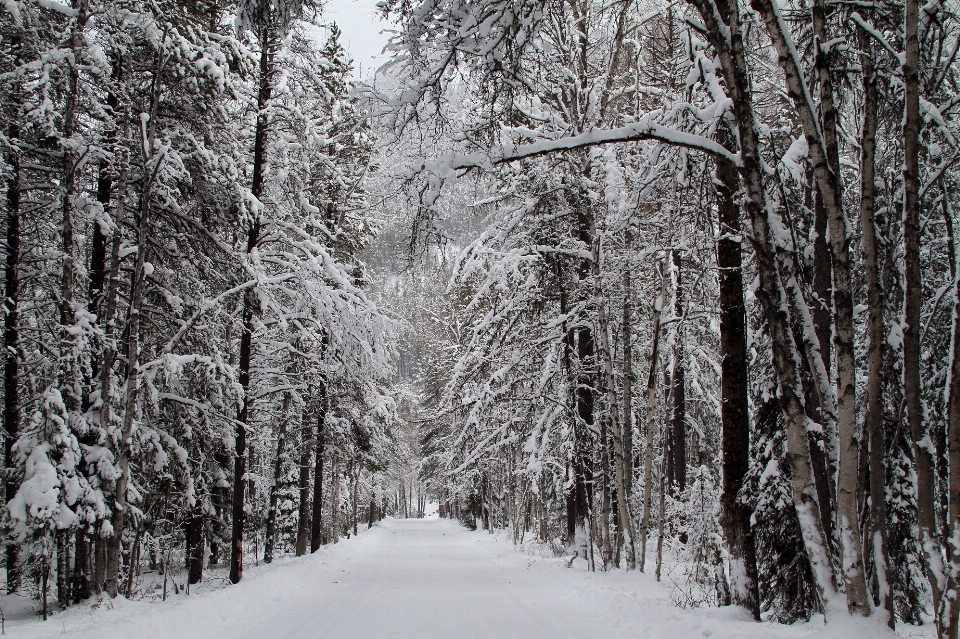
left=1, top=0, right=960, bottom=635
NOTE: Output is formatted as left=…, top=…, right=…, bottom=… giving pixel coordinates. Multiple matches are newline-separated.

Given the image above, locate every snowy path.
left=17, top=517, right=903, bottom=639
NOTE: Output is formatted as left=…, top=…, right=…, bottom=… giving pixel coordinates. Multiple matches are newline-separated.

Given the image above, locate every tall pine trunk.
left=187, top=507, right=203, bottom=585
left=230, top=27, right=273, bottom=584
left=715, top=149, right=760, bottom=619
left=4, top=124, right=21, bottom=594
left=311, top=380, right=328, bottom=552
left=295, top=426, right=312, bottom=556
left=264, top=393, right=291, bottom=563
left=670, top=251, right=686, bottom=494
left=106, top=48, right=163, bottom=596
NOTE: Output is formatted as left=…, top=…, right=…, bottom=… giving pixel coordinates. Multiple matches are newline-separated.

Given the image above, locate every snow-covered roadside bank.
left=4, top=521, right=385, bottom=639
left=5, top=517, right=922, bottom=639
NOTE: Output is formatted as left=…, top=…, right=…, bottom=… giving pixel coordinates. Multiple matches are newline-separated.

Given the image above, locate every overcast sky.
left=322, top=0, right=393, bottom=78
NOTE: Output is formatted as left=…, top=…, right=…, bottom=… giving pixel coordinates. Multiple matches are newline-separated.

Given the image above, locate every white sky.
left=322, top=0, right=393, bottom=78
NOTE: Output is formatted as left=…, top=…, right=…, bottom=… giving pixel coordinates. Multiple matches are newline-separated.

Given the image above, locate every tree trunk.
left=311, top=379, right=328, bottom=552
left=352, top=465, right=359, bottom=537
left=296, top=427, right=312, bottom=556
left=594, top=239, right=636, bottom=570
left=97, top=89, right=129, bottom=597
left=230, top=26, right=273, bottom=585
left=187, top=507, right=203, bottom=585
left=857, top=24, right=893, bottom=628
left=4, top=124, right=22, bottom=595
left=714, top=148, right=760, bottom=619
left=946, top=203, right=960, bottom=639
left=640, top=260, right=668, bottom=571
left=811, top=0, right=867, bottom=612
left=671, top=251, right=686, bottom=494
left=105, top=52, right=163, bottom=595
left=750, top=0, right=868, bottom=611
left=332, top=455, right=341, bottom=543
left=902, top=0, right=942, bottom=625
left=264, top=393, right=291, bottom=563
left=574, top=325, right=594, bottom=561
left=57, top=0, right=89, bottom=413
left=94, top=535, right=105, bottom=594
left=57, top=531, right=71, bottom=608
left=686, top=0, right=836, bottom=602
left=72, top=531, right=91, bottom=602
left=622, top=231, right=634, bottom=497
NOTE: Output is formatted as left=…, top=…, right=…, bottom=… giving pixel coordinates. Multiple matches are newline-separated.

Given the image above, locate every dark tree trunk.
left=264, top=394, right=291, bottom=563
left=72, top=531, right=91, bottom=602
left=574, top=325, right=594, bottom=560
left=230, top=26, right=273, bottom=585
left=295, top=431, right=312, bottom=556
left=808, top=191, right=837, bottom=549
left=57, top=531, right=71, bottom=608
left=857, top=24, right=893, bottom=627
left=311, top=381, right=328, bottom=552
left=94, top=535, right=105, bottom=594
left=715, top=149, right=760, bottom=619
left=187, top=507, right=203, bottom=585
left=671, top=251, right=686, bottom=494
left=902, top=0, right=941, bottom=624
left=4, top=125, right=22, bottom=595
left=230, top=281, right=255, bottom=584
left=368, top=498, right=376, bottom=528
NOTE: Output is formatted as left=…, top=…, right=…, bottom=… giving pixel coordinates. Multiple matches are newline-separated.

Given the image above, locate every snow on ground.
left=6, top=518, right=922, bottom=638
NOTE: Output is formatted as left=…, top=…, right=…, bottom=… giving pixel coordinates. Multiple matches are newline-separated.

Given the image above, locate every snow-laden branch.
left=418, top=120, right=741, bottom=177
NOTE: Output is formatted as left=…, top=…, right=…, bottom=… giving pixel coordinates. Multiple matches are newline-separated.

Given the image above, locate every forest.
left=0, top=0, right=958, bottom=637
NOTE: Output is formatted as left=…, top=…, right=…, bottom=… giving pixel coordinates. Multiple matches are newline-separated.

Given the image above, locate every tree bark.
left=714, top=149, right=760, bottom=619
left=4, top=124, right=21, bottom=595
left=331, top=454, right=341, bottom=543
left=903, top=0, right=942, bottom=625
left=311, top=380, right=328, bottom=552
left=946, top=193, right=960, bottom=638
left=857, top=24, right=893, bottom=628
left=685, top=0, right=836, bottom=602
left=105, top=48, right=164, bottom=596
left=264, top=393, right=291, bottom=563
left=671, top=251, right=686, bottom=494
left=352, top=465, right=359, bottom=537
left=748, top=0, right=866, bottom=609
left=593, top=227, right=636, bottom=569
left=72, top=531, right=90, bottom=602
left=295, top=426, right=312, bottom=556
left=58, top=0, right=89, bottom=413
left=230, top=279, right=255, bottom=584
left=622, top=231, right=634, bottom=498
left=230, top=26, right=273, bottom=585
left=639, top=261, right=668, bottom=572
left=187, top=506, right=203, bottom=585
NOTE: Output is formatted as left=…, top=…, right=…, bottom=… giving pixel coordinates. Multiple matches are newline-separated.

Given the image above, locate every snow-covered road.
left=17, top=517, right=906, bottom=639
